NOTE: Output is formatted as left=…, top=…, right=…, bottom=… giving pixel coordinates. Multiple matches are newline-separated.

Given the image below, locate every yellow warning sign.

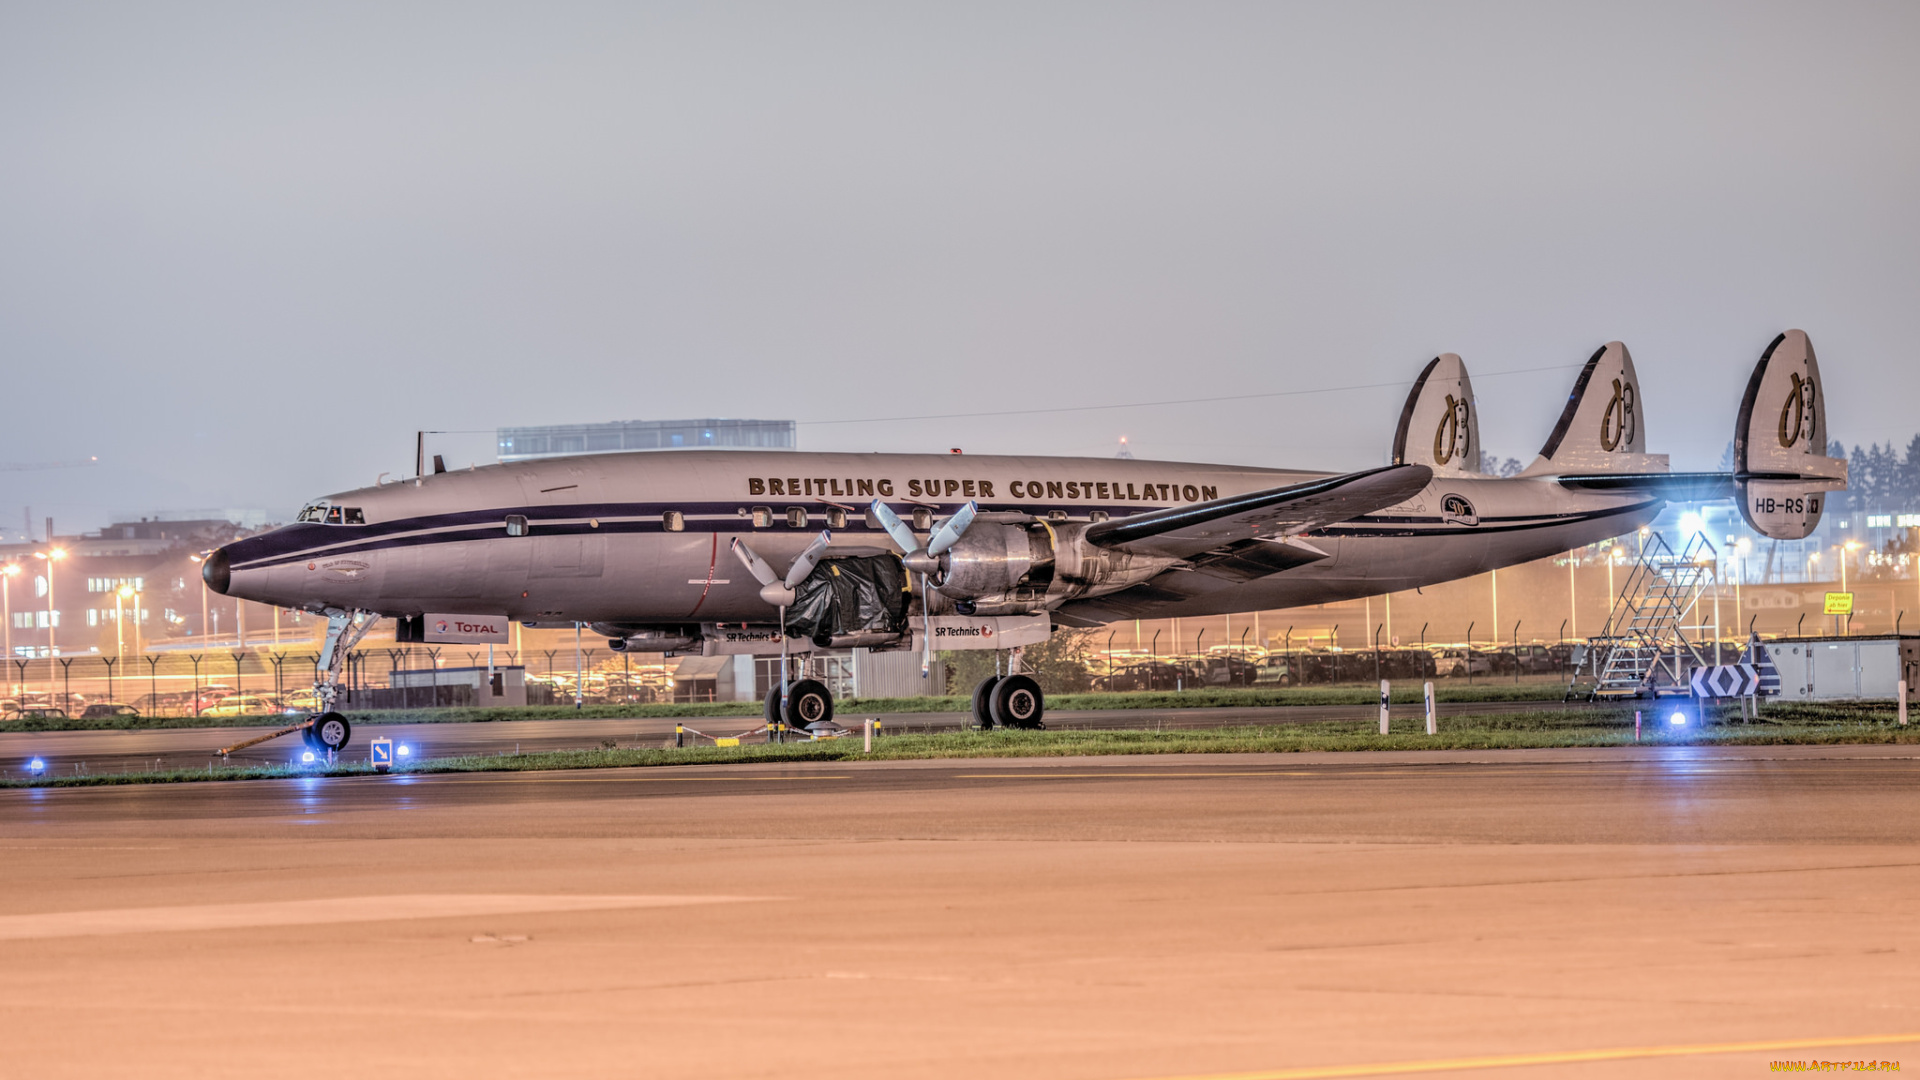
left=1824, top=592, right=1854, bottom=615
left=714, top=737, right=741, bottom=747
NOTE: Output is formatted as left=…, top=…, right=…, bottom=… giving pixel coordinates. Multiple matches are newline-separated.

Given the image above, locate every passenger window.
left=751, top=506, right=772, bottom=528
left=1046, top=510, right=1069, bottom=523
left=325, top=507, right=343, bottom=524
left=786, top=507, right=808, bottom=528
left=1089, top=511, right=1109, bottom=522
left=505, top=514, right=529, bottom=537
left=827, top=507, right=847, bottom=529
left=344, top=508, right=366, bottom=525
left=662, top=510, right=685, bottom=532
left=912, top=507, right=932, bottom=531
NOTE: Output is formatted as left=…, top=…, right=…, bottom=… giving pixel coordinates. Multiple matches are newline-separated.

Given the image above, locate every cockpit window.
left=298, top=503, right=365, bottom=525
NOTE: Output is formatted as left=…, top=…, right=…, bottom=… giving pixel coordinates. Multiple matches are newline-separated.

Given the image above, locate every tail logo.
left=1432, top=394, right=1472, bottom=466
left=1599, top=378, right=1637, bottom=452
left=1778, top=372, right=1817, bottom=451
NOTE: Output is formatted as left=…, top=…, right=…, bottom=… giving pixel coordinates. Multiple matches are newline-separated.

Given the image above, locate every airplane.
left=204, top=330, right=1844, bottom=751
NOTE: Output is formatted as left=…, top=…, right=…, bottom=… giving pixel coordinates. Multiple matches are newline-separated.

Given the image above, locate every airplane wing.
left=1083, top=463, right=1434, bottom=560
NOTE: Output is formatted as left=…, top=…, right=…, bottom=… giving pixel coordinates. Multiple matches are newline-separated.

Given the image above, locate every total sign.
left=424, top=613, right=511, bottom=644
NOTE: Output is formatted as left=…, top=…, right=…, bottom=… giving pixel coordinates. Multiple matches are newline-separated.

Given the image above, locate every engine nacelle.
left=931, top=519, right=1176, bottom=610
left=935, top=522, right=1054, bottom=602
left=597, top=624, right=702, bottom=653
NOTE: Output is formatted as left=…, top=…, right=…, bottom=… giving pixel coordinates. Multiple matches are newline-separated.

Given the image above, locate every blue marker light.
left=397, top=745, right=411, bottom=758
left=1669, top=711, right=1687, bottom=726
left=301, top=751, right=316, bottom=763
left=27, top=757, right=46, bottom=774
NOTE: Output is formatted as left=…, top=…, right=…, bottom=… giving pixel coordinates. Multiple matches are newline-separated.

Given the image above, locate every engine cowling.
left=931, top=520, right=1174, bottom=609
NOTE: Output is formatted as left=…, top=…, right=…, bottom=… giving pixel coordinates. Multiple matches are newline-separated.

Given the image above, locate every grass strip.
left=6, top=703, right=1915, bottom=788
left=0, top=681, right=1580, bottom=732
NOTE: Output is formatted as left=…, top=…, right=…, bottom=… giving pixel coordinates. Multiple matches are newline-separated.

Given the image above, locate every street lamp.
left=1, top=562, right=18, bottom=691
left=32, top=547, right=65, bottom=659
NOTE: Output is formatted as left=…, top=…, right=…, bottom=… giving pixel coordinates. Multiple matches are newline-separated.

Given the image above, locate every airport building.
left=496, top=418, right=795, bottom=462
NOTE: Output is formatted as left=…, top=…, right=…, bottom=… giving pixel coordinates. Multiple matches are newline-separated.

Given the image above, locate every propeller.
left=731, top=530, right=831, bottom=606
left=730, top=530, right=831, bottom=729
left=869, top=499, right=978, bottom=679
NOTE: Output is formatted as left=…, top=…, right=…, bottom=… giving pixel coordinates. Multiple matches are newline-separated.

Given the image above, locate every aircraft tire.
left=989, top=675, right=1045, bottom=730
left=301, top=721, right=321, bottom=750
left=763, top=685, right=783, bottom=728
left=971, top=676, right=1001, bottom=729
left=311, top=712, right=352, bottom=753
left=783, top=679, right=833, bottom=728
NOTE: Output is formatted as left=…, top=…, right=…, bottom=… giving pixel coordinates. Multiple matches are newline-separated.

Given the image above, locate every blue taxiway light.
left=397, top=745, right=411, bottom=758
left=27, top=757, right=46, bottom=774
left=1669, top=711, right=1687, bottom=726
left=301, top=751, right=316, bottom=763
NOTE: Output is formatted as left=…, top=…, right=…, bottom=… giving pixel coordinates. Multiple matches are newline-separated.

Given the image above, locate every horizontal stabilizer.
left=1734, top=329, right=1847, bottom=539
left=1555, top=472, right=1737, bottom=502
left=1084, top=464, right=1432, bottom=559
left=1392, top=354, right=1482, bottom=476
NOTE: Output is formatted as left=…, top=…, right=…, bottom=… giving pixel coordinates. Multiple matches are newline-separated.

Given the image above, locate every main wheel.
left=971, top=675, right=1001, bottom=729
left=310, top=712, right=351, bottom=753
left=783, top=679, right=833, bottom=728
left=989, top=674, right=1045, bottom=730
left=764, top=684, right=783, bottom=728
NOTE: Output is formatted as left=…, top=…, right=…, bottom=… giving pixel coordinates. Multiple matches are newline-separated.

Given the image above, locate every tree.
left=942, top=628, right=1096, bottom=696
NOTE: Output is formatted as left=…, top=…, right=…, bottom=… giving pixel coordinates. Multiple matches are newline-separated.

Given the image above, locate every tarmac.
left=2, top=743, right=1917, bottom=1078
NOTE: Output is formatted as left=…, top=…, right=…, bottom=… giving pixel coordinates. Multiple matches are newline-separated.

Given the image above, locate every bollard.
left=1635, top=710, right=1642, bottom=742
left=1900, top=680, right=1909, bottom=727
left=1379, top=680, right=1390, bottom=735
left=675, top=724, right=684, bottom=749
left=1423, top=680, right=1436, bottom=735
left=864, top=718, right=874, bottom=753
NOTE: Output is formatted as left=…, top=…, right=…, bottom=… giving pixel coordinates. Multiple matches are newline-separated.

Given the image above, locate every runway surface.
left=0, top=696, right=1591, bottom=775
left=4, top=744, right=1917, bottom=1078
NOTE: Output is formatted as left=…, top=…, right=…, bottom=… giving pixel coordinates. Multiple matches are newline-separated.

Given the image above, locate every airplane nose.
left=202, top=547, right=232, bottom=595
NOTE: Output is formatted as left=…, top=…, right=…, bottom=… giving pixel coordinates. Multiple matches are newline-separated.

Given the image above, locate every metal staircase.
left=1569, top=533, right=1716, bottom=700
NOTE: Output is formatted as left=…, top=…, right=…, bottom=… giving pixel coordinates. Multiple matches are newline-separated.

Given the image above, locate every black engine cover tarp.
left=784, top=556, right=909, bottom=641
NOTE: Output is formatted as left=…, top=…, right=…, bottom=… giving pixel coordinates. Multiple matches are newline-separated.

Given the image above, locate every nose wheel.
left=307, top=712, right=352, bottom=753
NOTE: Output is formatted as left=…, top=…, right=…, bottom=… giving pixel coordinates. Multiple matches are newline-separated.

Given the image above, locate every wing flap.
left=1083, top=464, right=1433, bottom=559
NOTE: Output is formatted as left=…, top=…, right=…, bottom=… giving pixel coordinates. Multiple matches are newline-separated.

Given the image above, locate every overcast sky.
left=3, top=1, right=1916, bottom=536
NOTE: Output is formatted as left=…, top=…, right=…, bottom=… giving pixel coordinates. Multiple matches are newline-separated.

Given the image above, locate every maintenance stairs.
left=1568, top=532, right=1716, bottom=701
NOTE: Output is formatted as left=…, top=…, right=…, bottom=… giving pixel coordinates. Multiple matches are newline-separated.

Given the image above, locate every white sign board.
left=920, top=615, right=1053, bottom=650
left=423, top=614, right=511, bottom=644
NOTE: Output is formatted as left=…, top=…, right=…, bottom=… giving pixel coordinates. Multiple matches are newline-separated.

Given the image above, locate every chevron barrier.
left=1690, top=664, right=1761, bottom=699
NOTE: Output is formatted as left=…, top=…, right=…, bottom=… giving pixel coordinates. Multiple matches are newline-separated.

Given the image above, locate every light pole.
left=1734, top=537, right=1751, bottom=637
left=1, top=563, right=17, bottom=691
left=32, top=547, right=65, bottom=658
left=131, top=587, right=143, bottom=658
left=1841, top=540, right=1862, bottom=635
left=115, top=584, right=130, bottom=661
left=1567, top=550, right=1578, bottom=641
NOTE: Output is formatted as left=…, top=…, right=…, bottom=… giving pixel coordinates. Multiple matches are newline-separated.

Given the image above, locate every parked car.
left=4, top=705, right=69, bottom=721
left=1189, top=655, right=1260, bottom=687
left=79, top=703, right=140, bottom=720
left=1431, top=647, right=1494, bottom=678
left=201, top=694, right=286, bottom=717
left=1093, top=661, right=1185, bottom=692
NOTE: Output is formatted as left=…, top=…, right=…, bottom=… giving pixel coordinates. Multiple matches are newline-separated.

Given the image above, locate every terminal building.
left=496, top=418, right=795, bottom=462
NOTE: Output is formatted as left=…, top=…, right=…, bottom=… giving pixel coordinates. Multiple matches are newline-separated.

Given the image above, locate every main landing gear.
left=764, top=679, right=834, bottom=730
left=971, top=674, right=1045, bottom=730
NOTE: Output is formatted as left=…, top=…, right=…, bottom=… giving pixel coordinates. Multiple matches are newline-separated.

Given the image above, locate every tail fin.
left=1734, top=329, right=1847, bottom=539
left=1520, top=341, right=1669, bottom=476
left=1391, top=353, right=1482, bottom=476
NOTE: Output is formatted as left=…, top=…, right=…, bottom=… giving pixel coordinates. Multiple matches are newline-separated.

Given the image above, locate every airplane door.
left=517, top=468, right=607, bottom=580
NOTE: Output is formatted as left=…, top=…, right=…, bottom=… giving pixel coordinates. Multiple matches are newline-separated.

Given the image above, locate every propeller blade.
left=868, top=499, right=920, bottom=554
left=926, top=501, right=978, bottom=556
left=730, top=537, right=779, bottom=586
left=784, top=530, right=833, bottom=588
